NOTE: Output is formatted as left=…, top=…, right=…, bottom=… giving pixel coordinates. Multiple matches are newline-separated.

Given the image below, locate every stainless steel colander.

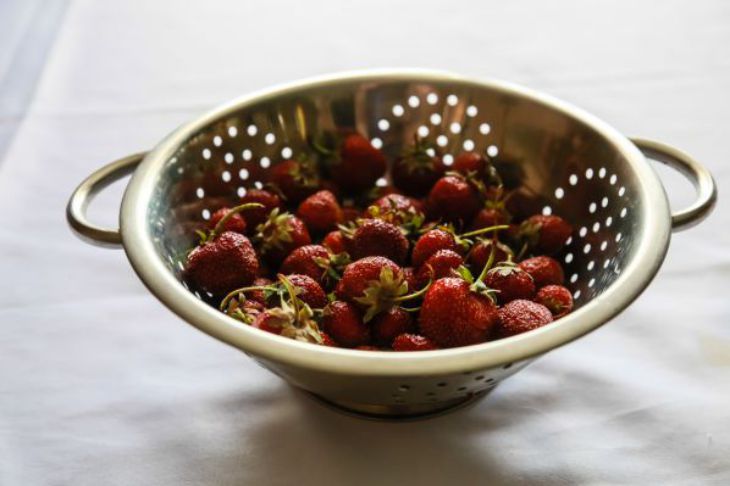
left=67, top=70, right=716, bottom=419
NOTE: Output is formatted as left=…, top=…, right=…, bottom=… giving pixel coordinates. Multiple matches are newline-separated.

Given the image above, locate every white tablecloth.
left=1, top=1, right=728, bottom=484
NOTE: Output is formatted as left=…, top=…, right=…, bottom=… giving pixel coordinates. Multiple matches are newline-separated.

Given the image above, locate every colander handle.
left=631, top=138, right=717, bottom=231
left=66, top=153, right=145, bottom=248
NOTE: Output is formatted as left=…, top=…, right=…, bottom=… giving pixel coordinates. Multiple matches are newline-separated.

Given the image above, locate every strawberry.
left=208, top=207, right=247, bottom=234
left=280, top=245, right=331, bottom=282
left=484, top=263, right=535, bottom=304
left=322, top=230, right=348, bottom=254
left=467, top=239, right=513, bottom=273
left=185, top=230, right=260, bottom=297
left=495, top=299, right=553, bottom=338
left=411, top=229, right=461, bottom=268
left=269, top=158, right=321, bottom=203
left=470, top=207, right=509, bottom=232
left=392, top=137, right=447, bottom=196
left=255, top=209, right=311, bottom=264
left=418, top=277, right=499, bottom=347
left=222, top=295, right=264, bottom=324
left=402, top=267, right=418, bottom=291
left=371, top=307, right=416, bottom=346
left=517, top=256, right=565, bottom=287
left=366, top=193, right=425, bottom=228
left=519, top=215, right=572, bottom=255
left=342, top=206, right=362, bottom=223
left=319, top=332, right=338, bottom=347
left=534, top=285, right=574, bottom=318
left=239, top=189, right=282, bottom=230
left=248, top=277, right=274, bottom=305
left=392, top=333, right=439, bottom=351
left=426, top=175, right=481, bottom=225
left=321, top=301, right=370, bottom=347
left=296, top=190, right=343, bottom=233
left=326, top=133, right=387, bottom=192
left=415, top=249, right=464, bottom=288
left=349, top=219, right=409, bottom=264
left=452, top=151, right=487, bottom=177
left=285, top=274, right=328, bottom=309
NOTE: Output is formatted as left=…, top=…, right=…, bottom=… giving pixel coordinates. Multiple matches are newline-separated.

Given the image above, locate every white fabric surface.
left=1, top=1, right=729, bottom=484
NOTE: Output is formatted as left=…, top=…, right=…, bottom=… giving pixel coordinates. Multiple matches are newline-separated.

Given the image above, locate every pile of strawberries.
left=184, top=132, right=575, bottom=351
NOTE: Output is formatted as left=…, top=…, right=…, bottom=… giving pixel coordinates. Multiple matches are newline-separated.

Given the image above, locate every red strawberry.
left=222, top=296, right=264, bottom=324
left=239, top=189, right=282, bottom=230
left=518, top=256, right=565, bottom=287
left=392, top=333, right=439, bottom=351
left=470, top=207, right=509, bottom=231
left=415, top=249, right=464, bottom=288
left=402, top=267, right=418, bottom=291
left=319, top=332, right=338, bottom=347
left=280, top=245, right=331, bottom=282
left=467, top=239, right=513, bottom=273
left=251, top=303, right=323, bottom=343
left=185, top=231, right=259, bottom=296
left=371, top=307, right=416, bottom=346
left=296, top=190, right=343, bottom=233
left=418, top=277, right=499, bottom=347
left=496, top=299, right=553, bottom=338
left=367, top=194, right=425, bottom=226
left=336, top=256, right=403, bottom=303
left=534, top=285, right=574, bottom=318
left=321, top=301, right=370, bottom=347
left=350, top=219, right=409, bottom=264
left=248, top=277, right=274, bottom=305
left=452, top=151, right=487, bottom=176
left=284, top=274, right=328, bottom=309
left=484, top=263, right=535, bottom=304
left=322, top=230, right=348, bottom=254
left=411, top=229, right=461, bottom=268
left=342, top=206, right=362, bottom=223
left=426, top=175, right=481, bottom=224
left=256, top=209, right=311, bottom=264
left=270, top=158, right=320, bottom=203
left=392, top=138, right=447, bottom=196
left=330, top=134, right=387, bottom=192
left=520, top=215, right=572, bottom=255
left=209, top=207, right=247, bottom=234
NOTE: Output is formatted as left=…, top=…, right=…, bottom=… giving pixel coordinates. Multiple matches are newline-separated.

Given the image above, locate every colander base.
left=302, top=388, right=494, bottom=421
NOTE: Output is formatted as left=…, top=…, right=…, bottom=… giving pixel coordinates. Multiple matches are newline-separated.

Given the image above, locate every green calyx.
left=268, top=275, right=324, bottom=344
left=353, top=267, right=430, bottom=322
left=399, top=135, right=439, bottom=175
left=255, top=208, right=295, bottom=254
left=313, top=251, right=351, bottom=284
left=196, top=202, right=265, bottom=244
left=456, top=242, right=499, bottom=303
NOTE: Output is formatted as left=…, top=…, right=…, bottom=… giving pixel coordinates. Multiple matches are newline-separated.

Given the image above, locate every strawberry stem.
left=392, top=280, right=432, bottom=302
left=219, top=284, right=276, bottom=311
left=475, top=243, right=497, bottom=284
left=459, top=224, right=510, bottom=239
left=211, top=202, right=265, bottom=239
left=277, top=274, right=300, bottom=316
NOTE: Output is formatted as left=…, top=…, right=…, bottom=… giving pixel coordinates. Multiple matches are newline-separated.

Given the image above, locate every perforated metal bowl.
left=67, top=70, right=716, bottom=419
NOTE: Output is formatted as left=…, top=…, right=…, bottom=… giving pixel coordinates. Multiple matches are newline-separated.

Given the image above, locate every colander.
left=67, top=70, right=716, bottom=419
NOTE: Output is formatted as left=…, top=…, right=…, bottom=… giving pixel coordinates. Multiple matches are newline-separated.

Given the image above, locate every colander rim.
left=120, top=69, right=671, bottom=376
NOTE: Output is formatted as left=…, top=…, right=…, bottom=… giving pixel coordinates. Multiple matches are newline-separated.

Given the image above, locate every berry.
left=239, top=189, right=282, bottom=230
left=484, top=264, right=535, bottom=303
left=321, top=301, right=370, bottom=347
left=248, top=277, right=274, bottom=305
left=270, top=158, right=320, bottom=203
left=496, top=299, right=553, bottom=338
left=411, top=229, right=461, bottom=268
left=534, top=285, right=574, bottom=318
left=402, top=267, right=418, bottom=291
left=470, top=207, right=509, bottom=231
left=285, top=274, right=328, bottom=309
left=322, top=230, right=348, bottom=254
left=280, top=245, right=331, bottom=283
left=319, top=332, right=337, bottom=347
left=366, top=194, right=425, bottom=227
left=415, top=249, right=464, bottom=288
left=467, top=239, right=513, bottom=273
left=392, top=333, right=439, bottom=351
left=296, top=190, right=343, bottom=233
left=520, top=215, right=572, bottom=255
left=331, top=134, right=387, bottom=192
left=185, top=232, right=259, bottom=296
left=452, top=151, right=487, bottom=176
left=392, top=139, right=447, bottom=196
left=350, top=219, right=409, bottom=264
left=518, top=256, right=565, bottom=287
left=418, top=277, right=499, bottom=347
left=256, top=210, right=311, bottom=264
left=371, top=307, right=416, bottom=346
left=426, top=175, right=481, bottom=224
left=209, top=207, right=247, bottom=234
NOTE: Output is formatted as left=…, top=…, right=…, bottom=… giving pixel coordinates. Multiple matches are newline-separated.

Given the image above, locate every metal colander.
left=67, top=70, right=716, bottom=419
